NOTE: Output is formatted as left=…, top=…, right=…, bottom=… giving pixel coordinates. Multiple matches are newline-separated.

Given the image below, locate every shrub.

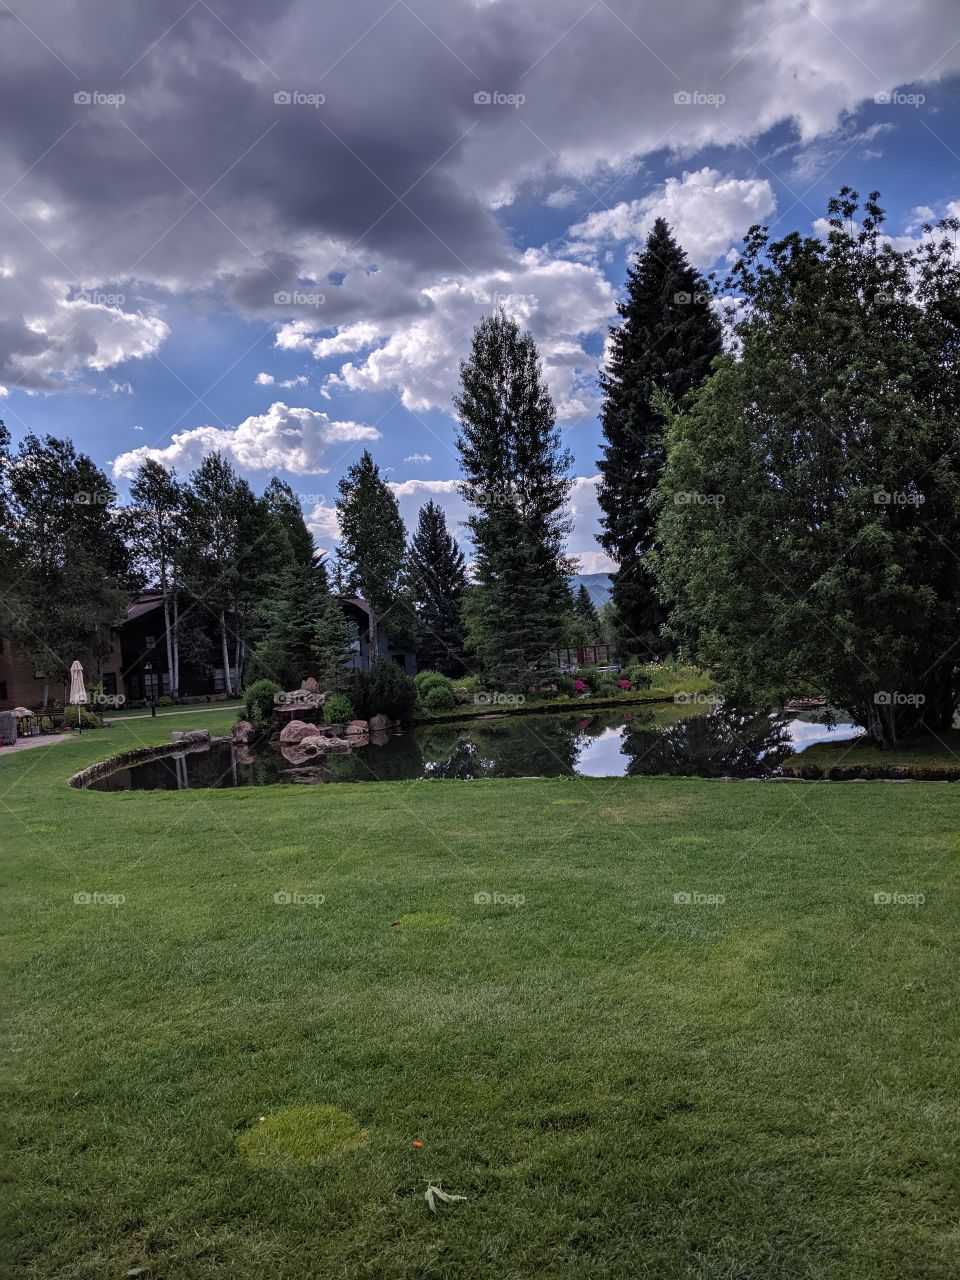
left=423, top=683, right=456, bottom=712
left=245, top=678, right=282, bottom=730
left=622, top=662, right=653, bottom=690
left=348, top=657, right=417, bottom=722
left=157, top=695, right=173, bottom=707
left=456, top=674, right=479, bottom=694
left=415, top=670, right=454, bottom=696
left=60, top=705, right=102, bottom=730
left=323, top=693, right=355, bottom=725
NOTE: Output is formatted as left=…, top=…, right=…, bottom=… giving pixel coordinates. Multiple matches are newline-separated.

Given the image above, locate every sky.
left=1, top=0, right=959, bottom=572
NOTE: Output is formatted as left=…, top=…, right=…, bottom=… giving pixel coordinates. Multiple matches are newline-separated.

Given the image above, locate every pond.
left=86, top=703, right=862, bottom=790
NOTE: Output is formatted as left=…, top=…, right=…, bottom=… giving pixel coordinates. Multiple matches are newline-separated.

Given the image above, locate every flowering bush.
left=617, top=679, right=631, bottom=690
left=574, top=679, right=588, bottom=693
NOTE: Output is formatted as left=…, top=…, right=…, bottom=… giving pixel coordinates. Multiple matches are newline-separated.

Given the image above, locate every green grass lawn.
left=3, top=710, right=959, bottom=1279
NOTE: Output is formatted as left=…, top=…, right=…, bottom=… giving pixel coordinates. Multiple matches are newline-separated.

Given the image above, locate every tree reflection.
left=622, top=705, right=793, bottom=777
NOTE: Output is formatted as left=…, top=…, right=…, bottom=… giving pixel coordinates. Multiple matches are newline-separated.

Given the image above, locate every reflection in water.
left=88, top=702, right=860, bottom=791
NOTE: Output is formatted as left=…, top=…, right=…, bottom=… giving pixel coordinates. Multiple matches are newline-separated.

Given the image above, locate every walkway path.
left=105, top=703, right=243, bottom=723
left=0, top=733, right=72, bottom=757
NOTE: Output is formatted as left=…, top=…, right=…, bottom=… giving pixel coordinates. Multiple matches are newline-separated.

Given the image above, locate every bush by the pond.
left=414, top=670, right=454, bottom=696
left=323, top=693, right=355, bottom=725
left=244, top=679, right=282, bottom=731
left=348, top=657, right=416, bottom=723
left=423, top=683, right=456, bottom=712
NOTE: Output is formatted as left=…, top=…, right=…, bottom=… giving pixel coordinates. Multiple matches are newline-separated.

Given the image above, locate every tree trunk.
left=172, top=592, right=180, bottom=697
left=161, top=564, right=175, bottom=701
left=220, top=613, right=233, bottom=696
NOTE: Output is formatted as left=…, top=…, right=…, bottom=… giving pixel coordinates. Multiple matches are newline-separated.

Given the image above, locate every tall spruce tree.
left=263, top=477, right=317, bottom=569
left=573, top=583, right=600, bottom=633
left=250, top=556, right=351, bottom=689
left=336, top=450, right=413, bottom=648
left=597, top=217, right=721, bottom=659
left=408, top=500, right=468, bottom=674
left=455, top=311, right=574, bottom=682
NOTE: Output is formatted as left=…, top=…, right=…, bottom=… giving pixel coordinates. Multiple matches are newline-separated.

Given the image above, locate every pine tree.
left=455, top=311, right=574, bottom=682
left=573, top=583, right=600, bottom=634
left=408, top=500, right=468, bottom=674
left=598, top=217, right=721, bottom=660
left=250, top=557, right=351, bottom=689
left=336, top=450, right=413, bottom=648
left=263, top=477, right=316, bottom=569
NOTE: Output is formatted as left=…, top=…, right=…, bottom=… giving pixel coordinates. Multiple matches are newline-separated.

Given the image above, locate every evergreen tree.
left=336, top=450, right=413, bottom=648
left=455, top=311, right=574, bottom=682
left=250, top=557, right=351, bottom=689
left=407, top=500, right=468, bottom=674
left=263, top=477, right=316, bottom=569
left=573, top=583, right=600, bottom=633
left=597, top=217, right=721, bottom=660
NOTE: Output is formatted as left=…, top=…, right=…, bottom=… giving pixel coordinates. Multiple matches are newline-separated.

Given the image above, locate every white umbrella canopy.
left=68, top=661, right=87, bottom=730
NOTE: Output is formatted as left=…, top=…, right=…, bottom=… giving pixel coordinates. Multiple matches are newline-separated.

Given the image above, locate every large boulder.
left=300, top=677, right=319, bottom=693
left=279, top=719, right=316, bottom=744
left=368, top=714, right=391, bottom=734
left=345, top=719, right=369, bottom=736
left=299, top=734, right=352, bottom=754
left=232, top=719, right=256, bottom=744
left=321, top=737, right=352, bottom=753
left=322, top=722, right=344, bottom=737
left=369, top=730, right=390, bottom=747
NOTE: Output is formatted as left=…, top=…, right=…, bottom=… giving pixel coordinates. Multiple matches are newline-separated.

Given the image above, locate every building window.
left=103, top=673, right=117, bottom=696
left=0, top=681, right=7, bottom=700
left=145, top=634, right=156, bottom=650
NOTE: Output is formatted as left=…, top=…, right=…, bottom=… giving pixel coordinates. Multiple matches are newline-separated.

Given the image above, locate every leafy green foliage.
left=323, top=693, right=355, bottom=725
left=598, top=218, right=721, bottom=660
left=244, top=679, right=282, bottom=730
left=456, top=312, right=574, bottom=683
left=423, top=683, right=456, bottom=711
left=656, top=190, right=960, bottom=747
left=347, top=656, right=416, bottom=722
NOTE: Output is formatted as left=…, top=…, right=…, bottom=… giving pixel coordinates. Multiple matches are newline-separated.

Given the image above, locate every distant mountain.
left=570, top=572, right=612, bottom=608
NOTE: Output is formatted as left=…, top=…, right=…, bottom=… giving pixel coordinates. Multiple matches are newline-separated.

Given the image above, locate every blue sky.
left=1, top=1, right=958, bottom=569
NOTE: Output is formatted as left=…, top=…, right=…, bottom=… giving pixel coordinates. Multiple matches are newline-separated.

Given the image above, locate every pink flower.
left=618, top=679, right=631, bottom=690
left=574, top=680, right=588, bottom=693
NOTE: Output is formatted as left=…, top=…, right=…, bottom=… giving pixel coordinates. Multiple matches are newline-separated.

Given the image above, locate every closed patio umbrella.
left=69, top=660, right=87, bottom=732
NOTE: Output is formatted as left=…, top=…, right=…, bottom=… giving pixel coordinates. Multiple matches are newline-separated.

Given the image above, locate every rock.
left=233, top=745, right=256, bottom=765
left=300, top=677, right=319, bottom=693
left=322, top=722, right=344, bottom=737
left=453, top=688, right=472, bottom=704
left=368, top=714, right=391, bottom=733
left=322, top=737, right=352, bottom=753
left=369, top=731, right=390, bottom=747
left=279, top=719, right=316, bottom=744
left=170, top=730, right=188, bottom=742
left=280, top=742, right=312, bottom=765
left=297, top=735, right=326, bottom=755
left=232, top=719, right=256, bottom=744
left=186, top=729, right=210, bottom=744
left=345, top=719, right=369, bottom=736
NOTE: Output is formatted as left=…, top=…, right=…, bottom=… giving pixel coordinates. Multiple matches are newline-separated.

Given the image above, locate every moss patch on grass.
left=236, top=1105, right=367, bottom=1168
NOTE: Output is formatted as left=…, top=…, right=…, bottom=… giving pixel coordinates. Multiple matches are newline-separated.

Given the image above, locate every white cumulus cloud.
left=112, top=401, right=380, bottom=478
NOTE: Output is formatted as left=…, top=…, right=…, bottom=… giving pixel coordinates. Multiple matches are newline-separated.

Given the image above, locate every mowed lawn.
left=3, top=711, right=959, bottom=1279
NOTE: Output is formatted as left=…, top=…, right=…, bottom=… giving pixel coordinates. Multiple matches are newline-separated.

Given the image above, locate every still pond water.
left=88, top=703, right=861, bottom=790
